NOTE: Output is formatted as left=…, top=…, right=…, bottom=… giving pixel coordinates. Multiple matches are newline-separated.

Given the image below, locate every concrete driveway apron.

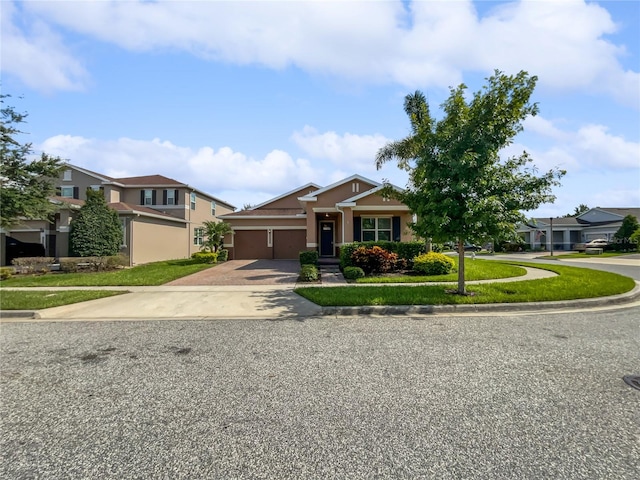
left=29, top=260, right=322, bottom=320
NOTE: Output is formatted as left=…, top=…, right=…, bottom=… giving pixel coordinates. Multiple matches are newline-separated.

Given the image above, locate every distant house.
left=518, top=207, right=640, bottom=251
left=219, top=174, right=416, bottom=259
left=2, top=164, right=235, bottom=266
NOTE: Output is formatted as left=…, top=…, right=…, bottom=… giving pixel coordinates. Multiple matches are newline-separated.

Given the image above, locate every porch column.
left=342, top=207, right=354, bottom=244
left=306, top=212, right=317, bottom=249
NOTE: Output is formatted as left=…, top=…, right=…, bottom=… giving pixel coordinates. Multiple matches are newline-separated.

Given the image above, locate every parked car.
left=584, top=239, right=610, bottom=248
left=4, top=236, right=45, bottom=265
left=463, top=243, right=482, bottom=252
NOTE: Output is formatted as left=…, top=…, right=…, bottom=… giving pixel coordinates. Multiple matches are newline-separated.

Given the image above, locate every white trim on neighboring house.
left=117, top=209, right=187, bottom=224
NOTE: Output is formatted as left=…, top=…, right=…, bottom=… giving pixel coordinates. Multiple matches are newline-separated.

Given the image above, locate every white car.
left=584, top=239, right=609, bottom=247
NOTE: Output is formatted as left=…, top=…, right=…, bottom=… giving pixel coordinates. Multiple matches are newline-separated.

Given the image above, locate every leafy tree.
left=69, top=189, right=122, bottom=257
left=614, top=215, right=640, bottom=243
left=563, top=204, right=589, bottom=217
left=629, top=228, right=640, bottom=251
left=1, top=94, right=65, bottom=228
left=376, top=70, right=565, bottom=294
left=201, top=220, right=232, bottom=252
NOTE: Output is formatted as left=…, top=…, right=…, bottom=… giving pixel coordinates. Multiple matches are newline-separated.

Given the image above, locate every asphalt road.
left=2, top=307, right=639, bottom=479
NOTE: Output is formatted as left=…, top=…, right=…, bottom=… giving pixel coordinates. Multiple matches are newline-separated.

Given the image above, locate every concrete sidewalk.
left=2, top=266, right=639, bottom=321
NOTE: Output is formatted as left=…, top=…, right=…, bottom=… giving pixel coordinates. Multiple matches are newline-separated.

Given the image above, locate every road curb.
left=320, top=283, right=640, bottom=316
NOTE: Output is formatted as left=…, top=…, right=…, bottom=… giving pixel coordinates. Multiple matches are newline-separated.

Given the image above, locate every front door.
left=319, top=221, right=334, bottom=256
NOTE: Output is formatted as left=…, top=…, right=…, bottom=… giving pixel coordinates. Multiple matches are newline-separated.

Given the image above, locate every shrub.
left=0, top=267, right=14, bottom=280
left=299, top=264, right=319, bottom=282
left=341, top=241, right=426, bottom=269
left=59, top=255, right=128, bottom=272
left=11, top=257, right=55, bottom=274
left=343, top=266, right=365, bottom=280
left=351, top=246, right=398, bottom=274
left=413, top=252, right=455, bottom=276
left=191, top=252, right=218, bottom=264
left=217, top=249, right=229, bottom=262
left=299, top=250, right=319, bottom=266
left=69, top=189, right=122, bottom=257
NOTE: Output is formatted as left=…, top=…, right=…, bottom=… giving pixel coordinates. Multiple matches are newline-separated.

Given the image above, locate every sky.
left=2, top=0, right=639, bottom=217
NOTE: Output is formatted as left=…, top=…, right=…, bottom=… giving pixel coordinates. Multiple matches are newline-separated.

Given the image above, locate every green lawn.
left=0, top=258, right=213, bottom=287
left=0, top=290, right=127, bottom=310
left=356, top=258, right=525, bottom=283
left=296, top=262, right=636, bottom=306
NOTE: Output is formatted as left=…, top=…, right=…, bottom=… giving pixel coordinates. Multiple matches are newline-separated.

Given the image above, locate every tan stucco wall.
left=260, top=186, right=317, bottom=209
left=129, top=217, right=188, bottom=265
left=356, top=194, right=405, bottom=207
left=313, top=180, right=378, bottom=208
left=58, top=168, right=103, bottom=200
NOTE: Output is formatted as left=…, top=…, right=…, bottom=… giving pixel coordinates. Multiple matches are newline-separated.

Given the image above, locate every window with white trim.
left=63, top=169, right=72, bottom=181
left=194, top=227, right=204, bottom=246
left=361, top=217, right=391, bottom=241
left=211, top=201, right=216, bottom=216
left=166, top=189, right=176, bottom=205
left=60, top=186, right=74, bottom=198
left=143, top=189, right=153, bottom=205
left=121, top=219, right=127, bottom=247
left=190, top=192, right=197, bottom=210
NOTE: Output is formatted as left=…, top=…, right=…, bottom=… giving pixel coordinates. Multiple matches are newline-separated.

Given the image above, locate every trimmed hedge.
left=299, top=250, right=319, bottom=266
left=59, top=255, right=128, bottom=273
left=217, top=249, right=229, bottom=262
left=191, top=252, right=218, bottom=264
left=413, top=252, right=455, bottom=275
left=11, top=257, right=55, bottom=274
left=351, top=246, right=399, bottom=274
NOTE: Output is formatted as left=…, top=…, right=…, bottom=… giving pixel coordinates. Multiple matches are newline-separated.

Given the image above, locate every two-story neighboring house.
left=3, top=164, right=235, bottom=266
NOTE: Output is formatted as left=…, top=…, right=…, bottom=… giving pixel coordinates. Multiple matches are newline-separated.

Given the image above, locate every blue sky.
left=2, top=0, right=638, bottom=216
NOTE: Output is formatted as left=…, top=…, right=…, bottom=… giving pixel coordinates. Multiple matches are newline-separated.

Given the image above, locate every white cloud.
left=8, top=0, right=637, bottom=105
left=0, top=1, right=88, bottom=92
left=291, top=126, right=390, bottom=173
left=506, top=115, right=640, bottom=173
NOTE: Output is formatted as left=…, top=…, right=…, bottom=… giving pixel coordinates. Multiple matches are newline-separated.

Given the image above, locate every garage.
left=273, top=230, right=306, bottom=259
left=232, top=230, right=270, bottom=260
left=232, top=229, right=306, bottom=260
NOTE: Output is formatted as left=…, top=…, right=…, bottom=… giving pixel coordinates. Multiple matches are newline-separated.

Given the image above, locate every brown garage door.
left=233, top=230, right=270, bottom=259
left=273, top=230, right=306, bottom=259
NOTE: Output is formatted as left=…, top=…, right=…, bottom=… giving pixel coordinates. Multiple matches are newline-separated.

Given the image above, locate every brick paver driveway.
left=166, top=259, right=301, bottom=285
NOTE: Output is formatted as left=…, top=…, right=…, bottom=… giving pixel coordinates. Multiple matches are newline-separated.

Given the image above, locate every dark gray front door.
left=320, top=221, right=334, bottom=256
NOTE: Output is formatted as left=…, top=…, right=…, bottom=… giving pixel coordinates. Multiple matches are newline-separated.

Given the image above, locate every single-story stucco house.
left=518, top=207, right=640, bottom=251
left=220, top=174, right=416, bottom=259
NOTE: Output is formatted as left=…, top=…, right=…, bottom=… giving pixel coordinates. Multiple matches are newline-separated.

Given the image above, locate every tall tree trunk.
left=457, top=239, right=466, bottom=294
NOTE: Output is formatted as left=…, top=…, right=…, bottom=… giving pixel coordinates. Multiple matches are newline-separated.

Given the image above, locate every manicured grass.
left=356, top=258, right=525, bottom=283
left=295, top=262, right=636, bottom=306
left=0, top=259, right=213, bottom=287
left=0, top=290, right=127, bottom=310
